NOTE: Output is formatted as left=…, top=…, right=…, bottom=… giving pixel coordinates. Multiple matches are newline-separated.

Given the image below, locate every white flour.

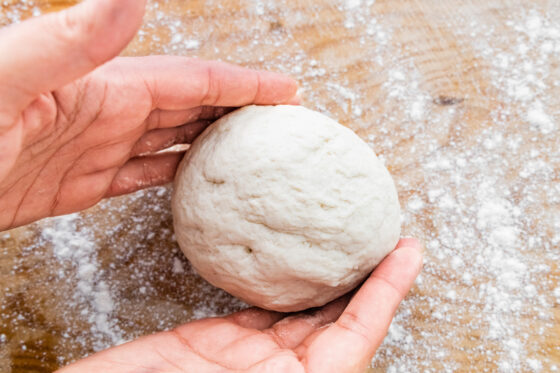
left=41, top=215, right=125, bottom=351
left=0, top=0, right=558, bottom=371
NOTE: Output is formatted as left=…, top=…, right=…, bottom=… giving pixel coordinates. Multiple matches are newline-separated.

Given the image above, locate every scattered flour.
left=0, top=1, right=558, bottom=372
left=172, top=257, right=185, bottom=274
left=527, top=101, right=555, bottom=134
left=41, top=214, right=125, bottom=350
left=374, top=6, right=559, bottom=372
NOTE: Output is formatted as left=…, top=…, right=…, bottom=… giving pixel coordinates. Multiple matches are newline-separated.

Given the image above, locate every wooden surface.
left=1, top=0, right=559, bottom=372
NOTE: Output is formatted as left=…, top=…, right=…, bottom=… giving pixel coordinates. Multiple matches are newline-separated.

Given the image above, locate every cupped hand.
left=58, top=238, right=423, bottom=373
left=0, top=0, right=298, bottom=230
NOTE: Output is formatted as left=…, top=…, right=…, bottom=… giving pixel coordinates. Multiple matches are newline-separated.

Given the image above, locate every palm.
left=59, top=239, right=423, bottom=373
left=2, top=59, right=153, bottom=227
left=0, top=56, right=297, bottom=230
left=159, top=299, right=350, bottom=372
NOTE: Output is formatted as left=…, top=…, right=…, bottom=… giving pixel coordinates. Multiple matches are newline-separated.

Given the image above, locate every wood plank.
left=0, top=0, right=558, bottom=371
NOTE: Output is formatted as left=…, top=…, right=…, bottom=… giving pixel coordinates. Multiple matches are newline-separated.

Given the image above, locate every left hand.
left=0, top=0, right=298, bottom=230
left=58, top=238, right=423, bottom=373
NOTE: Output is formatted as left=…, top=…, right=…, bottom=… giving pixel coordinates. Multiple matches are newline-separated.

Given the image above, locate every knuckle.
left=57, top=11, right=84, bottom=41
left=148, top=110, right=162, bottom=129
left=253, top=72, right=262, bottom=102
left=336, top=311, right=372, bottom=344
left=201, top=64, right=221, bottom=106
left=372, top=273, right=407, bottom=299
left=54, top=10, right=99, bottom=65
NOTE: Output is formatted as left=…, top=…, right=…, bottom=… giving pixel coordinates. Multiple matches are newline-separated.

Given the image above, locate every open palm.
left=60, top=239, right=423, bottom=373
left=0, top=0, right=297, bottom=230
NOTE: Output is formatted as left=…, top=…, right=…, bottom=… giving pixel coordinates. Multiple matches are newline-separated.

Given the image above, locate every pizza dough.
left=172, top=105, right=401, bottom=312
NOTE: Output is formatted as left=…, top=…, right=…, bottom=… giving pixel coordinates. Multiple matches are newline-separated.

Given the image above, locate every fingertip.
left=285, top=88, right=303, bottom=105
left=285, top=79, right=301, bottom=103
left=76, top=0, right=147, bottom=64
left=0, top=0, right=147, bottom=111
left=396, top=237, right=424, bottom=252
left=387, top=245, right=424, bottom=278
left=105, top=152, right=183, bottom=198
left=259, top=70, right=300, bottom=104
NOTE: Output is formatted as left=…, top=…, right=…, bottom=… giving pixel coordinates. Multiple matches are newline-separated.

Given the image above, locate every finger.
left=225, top=307, right=285, bottom=330
left=0, top=0, right=146, bottom=114
left=302, top=239, right=423, bottom=372
left=105, top=152, right=183, bottom=198
left=107, top=56, right=299, bottom=111
left=131, top=121, right=210, bottom=157
left=144, top=106, right=235, bottom=129
left=265, top=295, right=349, bottom=349
left=398, top=237, right=425, bottom=252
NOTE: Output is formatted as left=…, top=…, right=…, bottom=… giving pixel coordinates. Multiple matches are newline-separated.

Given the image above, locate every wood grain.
left=0, top=0, right=558, bottom=372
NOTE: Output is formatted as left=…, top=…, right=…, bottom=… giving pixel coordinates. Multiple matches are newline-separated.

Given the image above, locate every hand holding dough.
left=172, top=105, right=401, bottom=312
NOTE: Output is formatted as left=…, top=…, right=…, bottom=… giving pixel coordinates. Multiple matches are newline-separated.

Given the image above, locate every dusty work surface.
left=1, top=0, right=559, bottom=372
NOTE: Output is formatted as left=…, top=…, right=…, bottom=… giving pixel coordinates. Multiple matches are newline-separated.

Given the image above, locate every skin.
left=0, top=1, right=424, bottom=372
left=0, top=0, right=299, bottom=231
left=59, top=239, right=423, bottom=373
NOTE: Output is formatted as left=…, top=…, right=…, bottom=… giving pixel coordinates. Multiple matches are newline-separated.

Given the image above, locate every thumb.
left=0, top=0, right=146, bottom=114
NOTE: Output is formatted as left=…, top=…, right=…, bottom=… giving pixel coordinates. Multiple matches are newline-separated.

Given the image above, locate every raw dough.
left=172, top=105, right=401, bottom=312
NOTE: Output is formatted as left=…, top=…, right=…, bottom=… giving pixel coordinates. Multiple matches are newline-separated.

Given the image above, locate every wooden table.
left=1, top=0, right=558, bottom=372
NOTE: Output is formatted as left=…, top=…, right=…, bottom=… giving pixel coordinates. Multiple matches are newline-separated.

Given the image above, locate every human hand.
left=58, top=238, right=423, bottom=373
left=0, top=0, right=298, bottom=230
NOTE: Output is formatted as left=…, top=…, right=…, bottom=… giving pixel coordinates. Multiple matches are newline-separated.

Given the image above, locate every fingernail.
left=399, top=237, right=425, bottom=254
left=287, top=88, right=302, bottom=105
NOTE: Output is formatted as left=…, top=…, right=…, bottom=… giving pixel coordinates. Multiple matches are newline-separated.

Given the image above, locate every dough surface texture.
left=172, top=105, right=401, bottom=312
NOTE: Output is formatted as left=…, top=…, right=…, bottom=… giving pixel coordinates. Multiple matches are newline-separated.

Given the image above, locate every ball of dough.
left=172, top=105, right=401, bottom=312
